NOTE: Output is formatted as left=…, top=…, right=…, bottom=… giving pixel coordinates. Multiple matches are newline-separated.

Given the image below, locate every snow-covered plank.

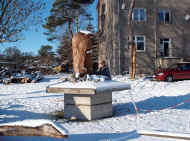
left=138, top=130, right=190, bottom=140
left=0, top=120, right=68, bottom=138
left=79, top=30, right=92, bottom=35
left=47, top=87, right=96, bottom=94
left=47, top=81, right=131, bottom=94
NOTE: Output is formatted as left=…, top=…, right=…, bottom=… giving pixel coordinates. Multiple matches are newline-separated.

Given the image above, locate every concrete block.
left=64, top=92, right=112, bottom=105
left=64, top=103, right=112, bottom=120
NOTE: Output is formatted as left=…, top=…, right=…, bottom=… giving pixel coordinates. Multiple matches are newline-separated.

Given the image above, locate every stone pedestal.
left=46, top=81, right=131, bottom=121
left=64, top=92, right=112, bottom=120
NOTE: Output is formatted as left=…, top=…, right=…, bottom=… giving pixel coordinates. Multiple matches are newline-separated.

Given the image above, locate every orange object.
left=72, top=32, right=93, bottom=77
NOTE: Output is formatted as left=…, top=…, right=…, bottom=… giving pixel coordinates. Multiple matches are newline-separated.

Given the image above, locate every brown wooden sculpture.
left=72, top=32, right=93, bottom=77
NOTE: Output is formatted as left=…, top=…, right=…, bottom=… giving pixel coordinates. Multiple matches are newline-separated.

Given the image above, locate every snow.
left=79, top=30, right=92, bottom=35
left=49, top=81, right=131, bottom=93
left=138, top=130, right=190, bottom=139
left=1, top=74, right=190, bottom=141
left=0, top=119, right=68, bottom=136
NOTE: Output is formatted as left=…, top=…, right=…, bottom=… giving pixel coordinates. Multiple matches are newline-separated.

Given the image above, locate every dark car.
left=153, top=62, right=190, bottom=82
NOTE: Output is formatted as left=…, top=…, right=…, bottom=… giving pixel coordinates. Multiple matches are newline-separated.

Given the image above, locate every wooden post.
left=132, top=45, right=136, bottom=79
left=138, top=130, right=190, bottom=140
left=128, top=0, right=136, bottom=79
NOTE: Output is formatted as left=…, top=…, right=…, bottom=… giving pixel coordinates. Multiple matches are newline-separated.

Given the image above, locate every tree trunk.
left=68, top=21, right=73, bottom=38
left=75, top=16, right=79, bottom=32
left=128, top=0, right=135, bottom=79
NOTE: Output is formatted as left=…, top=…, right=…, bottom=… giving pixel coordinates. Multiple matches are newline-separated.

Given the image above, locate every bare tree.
left=128, top=0, right=136, bottom=79
left=0, top=0, right=45, bottom=43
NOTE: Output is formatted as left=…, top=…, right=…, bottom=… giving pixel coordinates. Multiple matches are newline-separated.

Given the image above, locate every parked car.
left=153, top=62, right=190, bottom=82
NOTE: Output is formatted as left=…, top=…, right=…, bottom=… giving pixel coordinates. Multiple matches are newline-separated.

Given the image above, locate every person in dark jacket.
left=95, top=60, right=111, bottom=80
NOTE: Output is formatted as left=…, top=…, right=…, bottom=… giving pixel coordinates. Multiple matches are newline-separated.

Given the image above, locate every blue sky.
left=0, top=0, right=98, bottom=55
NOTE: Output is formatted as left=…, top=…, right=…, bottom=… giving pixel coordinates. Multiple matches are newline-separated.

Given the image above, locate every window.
left=160, top=38, right=171, bottom=57
left=135, top=36, right=145, bottom=51
left=128, top=36, right=146, bottom=51
left=133, top=8, right=146, bottom=22
left=180, top=64, right=190, bottom=71
left=159, top=10, right=171, bottom=24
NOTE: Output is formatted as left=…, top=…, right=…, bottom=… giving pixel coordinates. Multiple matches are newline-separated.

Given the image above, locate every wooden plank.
left=64, top=103, right=112, bottom=120
left=0, top=124, right=68, bottom=138
left=91, top=103, right=112, bottom=120
left=47, top=81, right=131, bottom=94
left=64, top=94, right=91, bottom=105
left=138, top=130, right=190, bottom=140
left=91, top=91, right=112, bottom=105
left=64, top=104, right=91, bottom=120
left=46, top=87, right=96, bottom=95
left=64, top=92, right=112, bottom=105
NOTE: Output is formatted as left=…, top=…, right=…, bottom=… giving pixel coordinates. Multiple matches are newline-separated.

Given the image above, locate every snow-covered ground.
left=1, top=74, right=190, bottom=141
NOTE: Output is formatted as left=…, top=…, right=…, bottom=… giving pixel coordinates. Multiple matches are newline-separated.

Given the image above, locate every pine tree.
left=56, top=31, right=72, bottom=63
left=43, top=0, right=95, bottom=41
left=43, top=0, right=95, bottom=69
left=86, top=14, right=95, bottom=33
left=38, top=45, right=55, bottom=65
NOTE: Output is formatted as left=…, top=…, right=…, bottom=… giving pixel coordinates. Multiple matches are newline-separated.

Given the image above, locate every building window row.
left=129, top=36, right=171, bottom=57
left=159, top=10, right=170, bottom=24
left=132, top=8, right=171, bottom=23
left=133, top=8, right=146, bottom=22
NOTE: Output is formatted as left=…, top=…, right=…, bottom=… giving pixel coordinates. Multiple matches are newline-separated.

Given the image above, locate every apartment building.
left=97, top=0, right=190, bottom=74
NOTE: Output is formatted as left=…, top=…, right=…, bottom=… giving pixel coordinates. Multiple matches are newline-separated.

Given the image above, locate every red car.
left=153, top=62, right=190, bottom=82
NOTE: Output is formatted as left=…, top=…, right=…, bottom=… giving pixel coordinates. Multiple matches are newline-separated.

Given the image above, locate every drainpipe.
left=118, top=0, right=121, bottom=74
left=154, top=0, right=158, bottom=71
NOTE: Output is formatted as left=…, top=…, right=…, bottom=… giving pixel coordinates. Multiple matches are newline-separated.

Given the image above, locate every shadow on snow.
left=113, top=92, right=190, bottom=117
left=0, top=104, right=50, bottom=124
left=0, top=130, right=140, bottom=141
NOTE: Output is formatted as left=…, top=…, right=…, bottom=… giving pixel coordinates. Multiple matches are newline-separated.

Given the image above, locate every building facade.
left=97, top=0, right=190, bottom=74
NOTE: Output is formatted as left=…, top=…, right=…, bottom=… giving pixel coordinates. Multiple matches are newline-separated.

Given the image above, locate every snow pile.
left=0, top=119, right=68, bottom=135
